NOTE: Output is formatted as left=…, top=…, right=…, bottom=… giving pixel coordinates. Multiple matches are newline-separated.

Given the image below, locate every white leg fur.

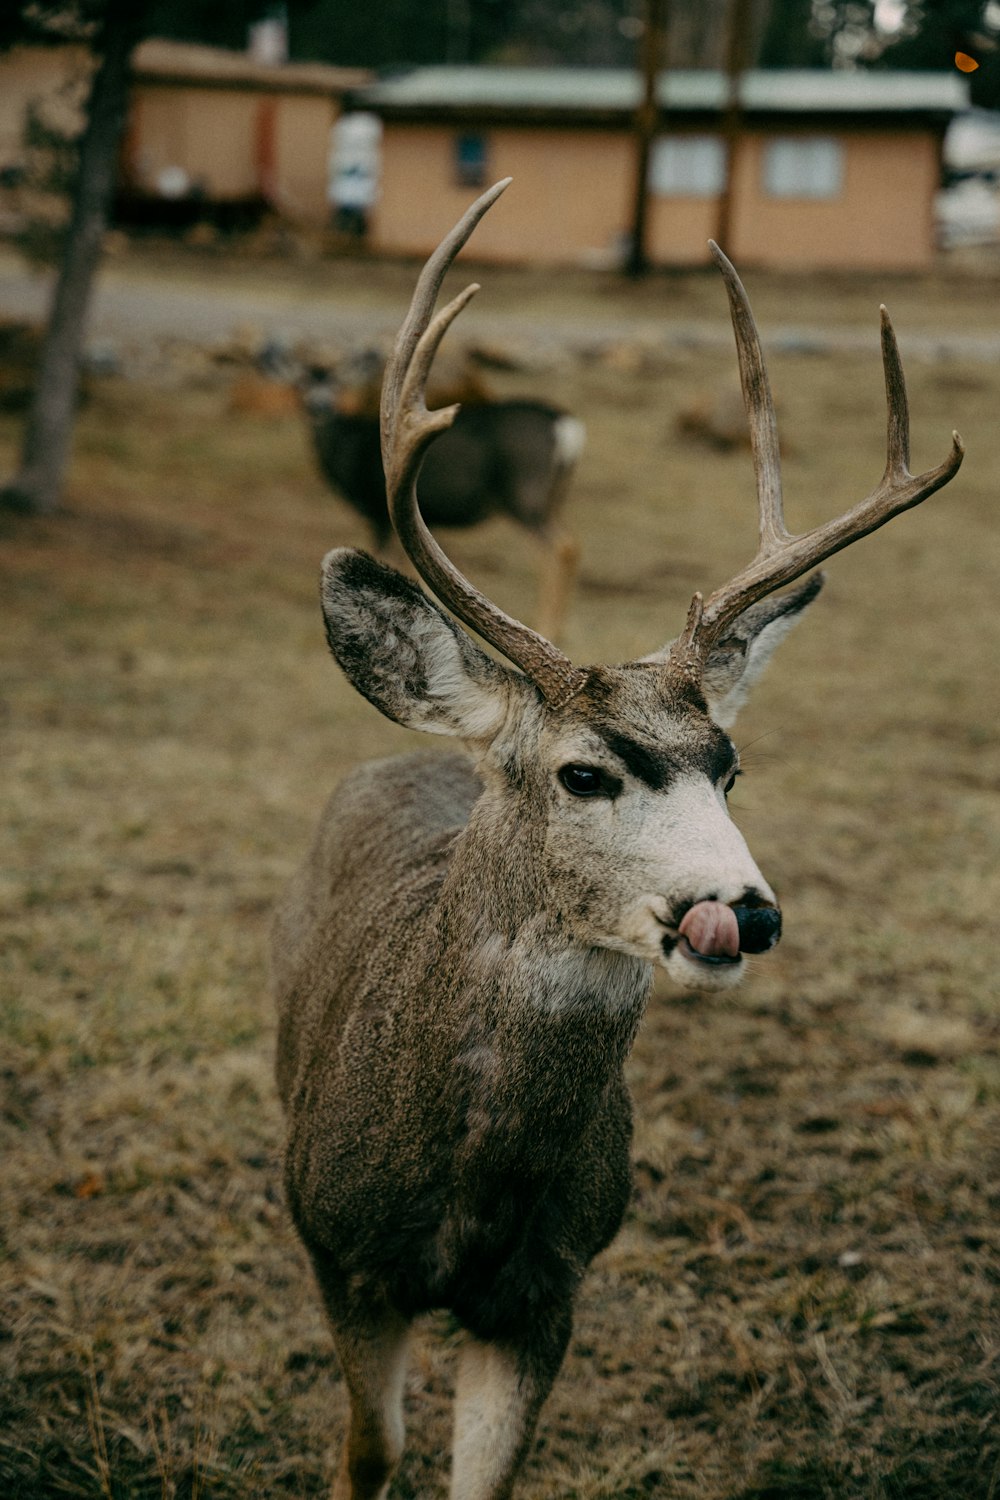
left=450, top=1338, right=544, bottom=1500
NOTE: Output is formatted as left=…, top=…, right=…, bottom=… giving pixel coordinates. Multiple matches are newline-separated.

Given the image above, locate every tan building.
left=0, top=40, right=369, bottom=230
left=122, top=41, right=370, bottom=225
left=351, top=68, right=969, bottom=271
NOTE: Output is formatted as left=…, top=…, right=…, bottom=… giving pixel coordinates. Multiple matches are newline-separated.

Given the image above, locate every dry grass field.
left=1, top=258, right=998, bottom=1499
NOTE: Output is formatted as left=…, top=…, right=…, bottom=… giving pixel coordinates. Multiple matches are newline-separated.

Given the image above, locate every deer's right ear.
left=320, top=549, right=521, bottom=740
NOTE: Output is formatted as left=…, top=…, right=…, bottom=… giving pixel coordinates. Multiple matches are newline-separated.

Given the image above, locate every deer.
left=272, top=179, right=963, bottom=1500
left=301, top=347, right=584, bottom=643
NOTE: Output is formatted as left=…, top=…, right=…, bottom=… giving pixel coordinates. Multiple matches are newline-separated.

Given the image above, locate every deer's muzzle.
left=676, top=900, right=781, bottom=963
left=733, top=903, right=782, bottom=954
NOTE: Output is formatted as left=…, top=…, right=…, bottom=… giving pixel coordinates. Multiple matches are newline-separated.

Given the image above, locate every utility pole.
left=715, top=0, right=754, bottom=255
left=625, top=0, right=666, bottom=278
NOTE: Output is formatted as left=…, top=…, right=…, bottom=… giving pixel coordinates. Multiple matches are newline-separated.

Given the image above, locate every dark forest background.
left=5, top=3, right=999, bottom=106
left=153, top=1, right=1000, bottom=109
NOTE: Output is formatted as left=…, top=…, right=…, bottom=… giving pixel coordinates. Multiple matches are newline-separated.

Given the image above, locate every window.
left=648, top=135, right=725, bottom=197
left=763, top=137, right=845, bottom=199
left=455, top=133, right=488, bottom=188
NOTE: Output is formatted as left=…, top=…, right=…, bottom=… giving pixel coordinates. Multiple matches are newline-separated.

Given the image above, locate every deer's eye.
left=558, top=765, right=608, bottom=798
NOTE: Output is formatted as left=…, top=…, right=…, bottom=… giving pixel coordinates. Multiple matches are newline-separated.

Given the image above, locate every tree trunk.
left=1, top=9, right=138, bottom=515
left=625, top=0, right=667, bottom=279
left=715, top=0, right=755, bottom=255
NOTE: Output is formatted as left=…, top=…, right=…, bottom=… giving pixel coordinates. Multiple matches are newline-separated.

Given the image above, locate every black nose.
left=733, top=904, right=781, bottom=954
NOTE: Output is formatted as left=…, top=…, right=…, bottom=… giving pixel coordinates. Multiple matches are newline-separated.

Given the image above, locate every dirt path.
left=4, top=247, right=1000, bottom=362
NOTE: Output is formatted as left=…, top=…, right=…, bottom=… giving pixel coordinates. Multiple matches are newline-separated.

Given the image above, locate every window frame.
left=648, top=134, right=727, bottom=199
left=454, top=131, right=489, bottom=189
left=762, top=136, right=846, bottom=201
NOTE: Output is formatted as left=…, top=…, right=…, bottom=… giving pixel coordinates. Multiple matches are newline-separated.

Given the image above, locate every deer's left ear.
left=700, top=572, right=824, bottom=727
left=320, top=547, right=527, bottom=741
left=644, top=572, right=823, bottom=729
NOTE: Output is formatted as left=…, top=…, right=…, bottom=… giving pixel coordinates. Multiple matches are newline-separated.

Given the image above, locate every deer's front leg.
left=309, top=1250, right=411, bottom=1500
left=533, top=525, right=580, bottom=645
left=330, top=1308, right=410, bottom=1500
left=450, top=1313, right=572, bottom=1500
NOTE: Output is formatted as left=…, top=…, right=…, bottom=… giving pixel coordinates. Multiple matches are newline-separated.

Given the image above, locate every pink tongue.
left=679, top=901, right=740, bottom=958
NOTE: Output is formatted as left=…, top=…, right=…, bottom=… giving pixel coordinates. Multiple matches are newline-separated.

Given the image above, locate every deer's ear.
left=320, top=549, right=521, bottom=740
left=642, top=572, right=823, bottom=729
left=699, top=573, right=824, bottom=728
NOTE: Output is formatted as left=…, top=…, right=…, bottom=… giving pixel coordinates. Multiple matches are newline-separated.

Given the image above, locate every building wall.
left=125, top=84, right=336, bottom=221
left=724, top=128, right=939, bottom=270
left=373, top=124, right=634, bottom=264
left=646, top=192, right=719, bottom=264
left=372, top=120, right=942, bottom=271
left=0, top=46, right=339, bottom=226
left=127, top=86, right=263, bottom=200
left=273, top=94, right=336, bottom=221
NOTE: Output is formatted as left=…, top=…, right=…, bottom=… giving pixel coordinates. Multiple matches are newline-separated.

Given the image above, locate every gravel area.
left=5, top=247, right=1000, bottom=366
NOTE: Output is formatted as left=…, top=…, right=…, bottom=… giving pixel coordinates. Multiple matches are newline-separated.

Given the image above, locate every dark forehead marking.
left=597, top=727, right=735, bottom=790
left=599, top=730, right=674, bottom=791
left=570, top=664, right=737, bottom=789
left=704, top=730, right=740, bottom=782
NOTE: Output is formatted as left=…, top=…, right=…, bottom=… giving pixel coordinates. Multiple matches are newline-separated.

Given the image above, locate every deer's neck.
left=435, top=785, right=651, bottom=1035
left=412, top=791, right=649, bottom=1194
left=438, top=784, right=544, bottom=934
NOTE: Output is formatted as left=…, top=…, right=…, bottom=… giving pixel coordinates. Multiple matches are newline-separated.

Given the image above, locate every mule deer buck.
left=302, top=348, right=584, bottom=642
left=273, top=180, right=963, bottom=1500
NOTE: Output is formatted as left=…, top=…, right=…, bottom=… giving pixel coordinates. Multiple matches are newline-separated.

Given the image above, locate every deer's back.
left=309, top=411, right=390, bottom=544
left=420, top=400, right=575, bottom=530
left=311, top=400, right=576, bottom=537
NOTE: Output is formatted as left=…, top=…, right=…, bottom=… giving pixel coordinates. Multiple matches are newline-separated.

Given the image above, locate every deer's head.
left=320, top=181, right=963, bottom=993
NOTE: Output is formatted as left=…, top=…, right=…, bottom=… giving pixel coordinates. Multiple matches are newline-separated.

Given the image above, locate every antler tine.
left=674, top=258, right=965, bottom=663
left=382, top=281, right=480, bottom=501
left=708, top=241, right=788, bottom=554
left=381, top=180, right=589, bottom=710
left=381, top=177, right=508, bottom=462
left=880, top=304, right=910, bottom=479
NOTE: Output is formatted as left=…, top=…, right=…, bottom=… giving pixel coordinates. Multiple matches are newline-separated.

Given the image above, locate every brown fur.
left=274, top=748, right=642, bottom=1340
left=271, top=553, right=803, bottom=1499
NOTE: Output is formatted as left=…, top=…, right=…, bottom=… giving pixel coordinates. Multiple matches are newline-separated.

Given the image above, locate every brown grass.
left=1, top=263, right=998, bottom=1499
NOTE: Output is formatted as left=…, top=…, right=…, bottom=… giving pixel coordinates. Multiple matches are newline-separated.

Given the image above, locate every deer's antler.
left=381, top=179, right=589, bottom=709
left=671, top=242, right=965, bottom=670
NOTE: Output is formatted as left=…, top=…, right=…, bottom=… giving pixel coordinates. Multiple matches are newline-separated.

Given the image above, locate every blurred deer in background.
left=272, top=180, right=963, bottom=1500
left=301, top=345, right=584, bottom=643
